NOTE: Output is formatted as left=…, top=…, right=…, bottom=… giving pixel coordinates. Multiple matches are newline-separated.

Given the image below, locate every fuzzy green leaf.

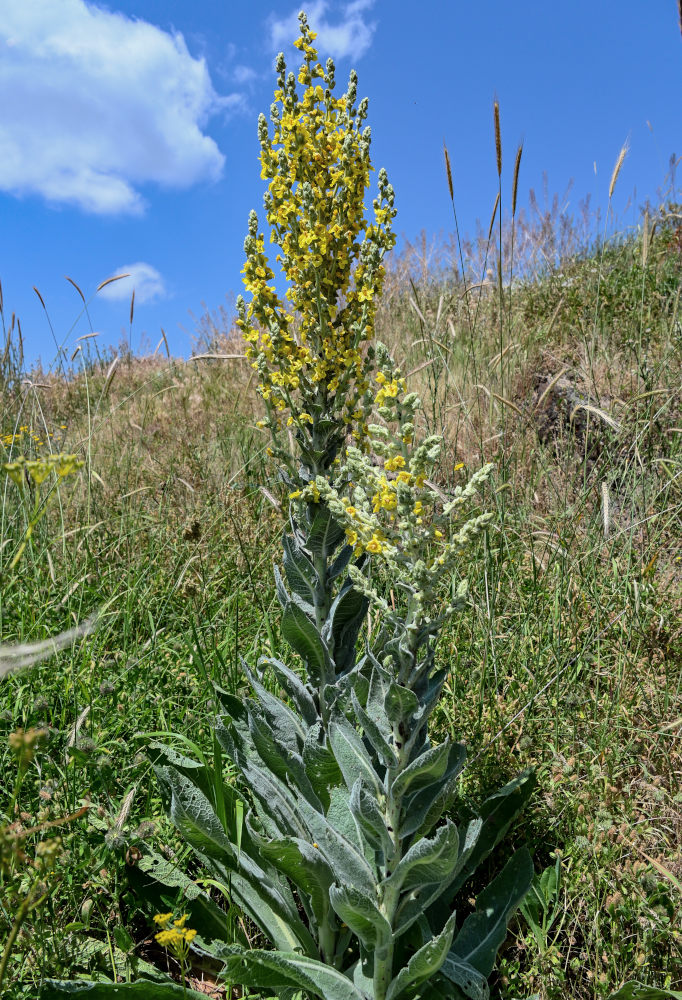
left=391, top=741, right=451, bottom=801
left=329, top=719, right=382, bottom=797
left=283, top=531, right=321, bottom=607
left=217, top=946, right=369, bottom=1000
left=607, top=985, right=682, bottom=999
left=443, top=769, right=536, bottom=904
left=258, top=836, right=335, bottom=929
left=296, top=795, right=377, bottom=897
left=350, top=778, right=394, bottom=855
left=281, top=601, right=331, bottom=686
left=306, top=504, right=346, bottom=557
left=394, top=819, right=482, bottom=938
left=448, top=847, right=534, bottom=977
left=400, top=743, right=467, bottom=838
left=438, top=956, right=489, bottom=1000
left=263, top=655, right=318, bottom=727
left=152, top=762, right=316, bottom=953
left=40, top=981, right=207, bottom=998
left=330, top=884, right=392, bottom=956
left=351, top=688, right=398, bottom=769
left=248, top=706, right=321, bottom=807
left=324, top=584, right=368, bottom=675
left=385, top=911, right=458, bottom=1000
left=385, top=681, right=419, bottom=724
left=387, top=821, right=460, bottom=893
left=303, top=724, right=343, bottom=808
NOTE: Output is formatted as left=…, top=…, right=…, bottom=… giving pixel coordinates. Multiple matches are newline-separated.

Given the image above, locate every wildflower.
left=237, top=11, right=396, bottom=473
left=153, top=912, right=197, bottom=960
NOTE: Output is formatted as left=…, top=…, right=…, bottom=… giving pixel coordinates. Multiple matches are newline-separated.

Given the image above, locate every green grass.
left=1, top=200, right=680, bottom=998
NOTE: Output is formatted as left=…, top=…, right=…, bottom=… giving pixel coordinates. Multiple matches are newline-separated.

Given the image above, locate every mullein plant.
left=131, top=13, right=536, bottom=1000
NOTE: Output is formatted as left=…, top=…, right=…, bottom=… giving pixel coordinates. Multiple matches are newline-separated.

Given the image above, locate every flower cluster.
left=237, top=11, right=396, bottom=476
left=307, top=347, right=495, bottom=624
left=2, top=424, right=68, bottom=452
left=2, top=453, right=84, bottom=488
left=153, top=912, right=197, bottom=959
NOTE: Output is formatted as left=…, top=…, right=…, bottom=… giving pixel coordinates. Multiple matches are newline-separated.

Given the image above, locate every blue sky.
left=1, top=0, right=679, bottom=369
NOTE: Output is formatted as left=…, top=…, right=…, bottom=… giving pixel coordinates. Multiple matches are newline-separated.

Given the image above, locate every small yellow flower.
left=366, top=535, right=383, bottom=554
left=454, top=462, right=465, bottom=471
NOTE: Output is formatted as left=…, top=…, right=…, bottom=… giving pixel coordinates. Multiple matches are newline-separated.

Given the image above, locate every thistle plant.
left=142, top=13, right=535, bottom=1000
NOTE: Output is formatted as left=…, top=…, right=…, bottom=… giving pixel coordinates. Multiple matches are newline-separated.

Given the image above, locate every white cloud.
left=0, top=0, right=235, bottom=215
left=98, top=263, right=166, bottom=304
left=268, top=1, right=377, bottom=61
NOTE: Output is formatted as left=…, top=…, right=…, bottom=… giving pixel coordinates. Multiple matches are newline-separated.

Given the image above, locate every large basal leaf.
left=329, top=719, right=382, bottom=797
left=387, top=821, right=460, bottom=893
left=385, top=911, right=458, bottom=1000
left=244, top=661, right=308, bottom=753
left=41, top=980, right=207, bottom=998
left=281, top=600, right=331, bottom=686
left=306, top=504, right=346, bottom=557
left=438, top=956, right=490, bottom=1000
left=248, top=706, right=321, bottom=808
left=443, top=768, right=536, bottom=904
left=283, top=531, right=321, bottom=607
left=153, top=760, right=315, bottom=954
left=350, top=778, right=394, bottom=855
left=330, top=883, right=392, bottom=957
left=391, top=741, right=451, bottom=801
left=216, top=946, right=369, bottom=1000
left=296, top=795, right=377, bottom=897
left=447, top=847, right=534, bottom=977
left=258, top=835, right=335, bottom=929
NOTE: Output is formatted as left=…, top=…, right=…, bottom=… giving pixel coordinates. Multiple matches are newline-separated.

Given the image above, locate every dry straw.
left=608, top=142, right=628, bottom=200
left=493, top=100, right=502, bottom=177
left=601, top=481, right=611, bottom=539
left=512, top=142, right=523, bottom=217
left=444, top=142, right=454, bottom=201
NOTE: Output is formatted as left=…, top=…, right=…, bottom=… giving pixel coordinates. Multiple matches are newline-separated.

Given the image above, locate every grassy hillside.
left=1, top=202, right=680, bottom=997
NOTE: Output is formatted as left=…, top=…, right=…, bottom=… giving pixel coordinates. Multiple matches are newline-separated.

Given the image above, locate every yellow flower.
left=413, top=501, right=423, bottom=515
left=454, top=462, right=465, bottom=471
left=366, top=535, right=383, bottom=554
